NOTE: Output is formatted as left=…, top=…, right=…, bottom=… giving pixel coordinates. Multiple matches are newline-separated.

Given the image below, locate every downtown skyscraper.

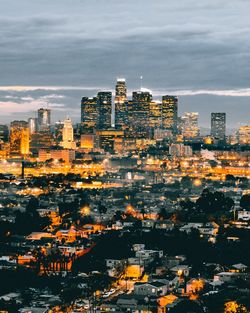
left=181, top=112, right=200, bottom=139
left=38, top=108, right=51, bottom=131
left=130, top=90, right=152, bottom=137
left=162, top=95, right=178, bottom=134
left=97, top=91, right=112, bottom=130
left=9, top=120, right=29, bottom=157
left=211, top=112, right=226, bottom=142
left=81, top=97, right=98, bottom=133
left=114, top=78, right=128, bottom=130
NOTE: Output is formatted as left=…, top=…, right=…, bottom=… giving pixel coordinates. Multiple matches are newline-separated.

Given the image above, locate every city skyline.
left=1, top=0, right=250, bottom=127
left=0, top=2, right=249, bottom=312
left=0, top=82, right=249, bottom=130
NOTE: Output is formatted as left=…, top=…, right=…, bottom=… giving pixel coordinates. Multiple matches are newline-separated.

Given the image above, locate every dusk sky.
left=1, top=0, right=250, bottom=128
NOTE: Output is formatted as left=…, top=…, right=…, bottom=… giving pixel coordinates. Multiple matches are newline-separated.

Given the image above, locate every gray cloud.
left=0, top=0, right=249, bottom=126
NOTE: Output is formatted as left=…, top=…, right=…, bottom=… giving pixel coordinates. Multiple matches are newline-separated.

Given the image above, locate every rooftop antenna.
left=140, top=75, right=143, bottom=91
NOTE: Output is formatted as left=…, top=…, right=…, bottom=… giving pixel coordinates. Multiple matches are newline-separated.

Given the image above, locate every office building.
left=30, top=131, right=53, bottom=156
left=131, top=91, right=152, bottom=137
left=81, top=97, right=98, bottom=133
left=149, top=101, right=162, bottom=128
left=97, top=91, right=112, bottom=130
left=39, top=148, right=75, bottom=163
left=162, top=95, right=178, bottom=133
left=181, top=112, right=200, bottom=139
left=38, top=108, right=51, bottom=131
left=10, top=120, right=29, bottom=157
left=114, top=78, right=128, bottom=129
left=115, top=78, right=127, bottom=103
left=28, top=118, right=38, bottom=135
left=96, top=129, right=124, bottom=152
left=80, top=134, right=95, bottom=150
left=211, top=113, right=226, bottom=142
left=237, top=125, right=250, bottom=145
left=169, top=143, right=193, bottom=157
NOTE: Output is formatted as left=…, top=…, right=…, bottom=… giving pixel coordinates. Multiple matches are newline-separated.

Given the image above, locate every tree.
left=158, top=207, right=169, bottom=220
left=240, top=194, right=250, bottom=210
left=26, top=196, right=39, bottom=214
left=226, top=174, right=236, bottom=183
left=181, top=176, right=192, bottom=189
left=98, top=204, right=107, bottom=218
left=113, top=210, right=123, bottom=221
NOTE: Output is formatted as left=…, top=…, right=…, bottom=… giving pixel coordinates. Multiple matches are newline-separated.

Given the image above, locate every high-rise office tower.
left=162, top=95, right=178, bottom=133
left=97, top=91, right=112, bottom=130
left=115, top=78, right=127, bottom=103
left=61, top=118, right=76, bottom=149
left=114, top=78, right=128, bottom=129
left=211, top=113, right=226, bottom=142
left=181, top=112, right=200, bottom=139
left=38, top=108, right=51, bottom=131
left=81, top=97, right=98, bottom=133
left=28, top=118, right=38, bottom=135
left=149, top=101, right=162, bottom=128
left=10, top=120, right=29, bottom=156
left=237, top=125, right=250, bottom=145
left=131, top=91, right=152, bottom=137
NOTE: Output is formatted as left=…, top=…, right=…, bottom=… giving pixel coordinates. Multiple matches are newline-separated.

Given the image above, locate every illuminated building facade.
left=39, top=148, right=75, bottom=163
left=162, top=95, right=178, bottom=133
left=169, top=143, right=193, bottom=157
left=237, top=125, right=250, bottom=144
left=115, top=78, right=127, bottom=103
left=10, top=120, right=29, bottom=157
left=28, top=118, right=38, bottom=135
left=61, top=118, right=76, bottom=149
left=211, top=112, right=226, bottom=142
left=114, top=78, right=128, bottom=130
left=97, top=91, right=112, bottom=130
left=38, top=108, right=51, bottom=131
left=81, top=97, right=98, bottom=133
left=80, top=134, right=95, bottom=150
left=131, top=91, right=152, bottom=137
left=30, top=131, right=53, bottom=156
left=149, top=101, right=162, bottom=128
left=181, top=112, right=200, bottom=139
left=96, top=129, right=124, bottom=152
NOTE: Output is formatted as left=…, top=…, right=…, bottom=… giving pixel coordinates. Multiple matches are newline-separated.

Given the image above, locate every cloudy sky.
left=0, top=0, right=250, bottom=129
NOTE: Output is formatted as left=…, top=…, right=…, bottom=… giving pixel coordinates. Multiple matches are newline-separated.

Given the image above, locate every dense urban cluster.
left=0, top=79, right=249, bottom=313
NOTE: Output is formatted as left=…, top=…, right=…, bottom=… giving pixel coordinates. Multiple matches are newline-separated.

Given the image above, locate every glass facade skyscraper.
left=211, top=112, right=226, bottom=142
left=81, top=97, right=98, bottom=133
left=114, top=78, right=128, bottom=130
left=162, top=95, right=178, bottom=133
left=97, top=91, right=112, bottom=130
